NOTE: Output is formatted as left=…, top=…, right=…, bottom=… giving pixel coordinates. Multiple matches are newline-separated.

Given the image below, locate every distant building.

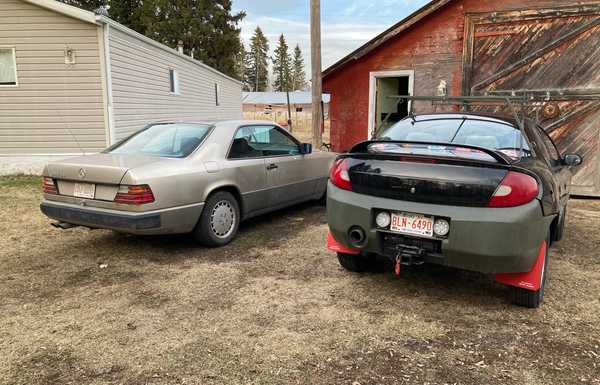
left=0, top=0, right=242, bottom=174
left=242, top=91, right=330, bottom=143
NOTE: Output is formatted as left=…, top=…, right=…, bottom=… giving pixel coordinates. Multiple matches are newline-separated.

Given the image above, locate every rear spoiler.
left=346, top=140, right=513, bottom=165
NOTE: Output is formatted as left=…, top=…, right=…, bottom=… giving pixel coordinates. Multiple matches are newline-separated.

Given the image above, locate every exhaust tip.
left=51, top=221, right=79, bottom=230
left=348, top=226, right=366, bottom=246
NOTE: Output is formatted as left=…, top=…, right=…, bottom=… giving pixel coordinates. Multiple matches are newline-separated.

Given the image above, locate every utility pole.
left=310, top=0, right=322, bottom=148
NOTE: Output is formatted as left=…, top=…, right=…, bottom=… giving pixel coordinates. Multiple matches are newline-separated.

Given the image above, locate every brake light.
left=488, top=171, right=538, bottom=208
left=114, top=185, right=155, bottom=205
left=42, top=177, right=58, bottom=194
left=330, top=159, right=352, bottom=191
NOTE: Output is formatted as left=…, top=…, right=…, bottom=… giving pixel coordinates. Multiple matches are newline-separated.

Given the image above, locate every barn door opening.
left=368, top=70, right=414, bottom=137
left=463, top=4, right=600, bottom=196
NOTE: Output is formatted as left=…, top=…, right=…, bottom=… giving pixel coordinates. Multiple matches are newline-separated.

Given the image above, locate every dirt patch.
left=0, top=177, right=599, bottom=385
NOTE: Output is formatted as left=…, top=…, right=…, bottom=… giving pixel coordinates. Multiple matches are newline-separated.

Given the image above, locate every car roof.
left=146, top=119, right=278, bottom=126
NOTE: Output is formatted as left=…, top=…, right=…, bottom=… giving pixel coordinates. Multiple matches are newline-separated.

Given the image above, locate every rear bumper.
left=327, top=182, right=554, bottom=274
left=40, top=200, right=204, bottom=235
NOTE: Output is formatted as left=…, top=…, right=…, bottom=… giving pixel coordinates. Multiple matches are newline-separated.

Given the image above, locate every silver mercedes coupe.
left=40, top=120, right=335, bottom=246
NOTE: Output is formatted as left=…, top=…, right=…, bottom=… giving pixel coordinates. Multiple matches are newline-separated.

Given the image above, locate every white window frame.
left=169, top=68, right=180, bottom=95
left=0, top=47, right=18, bottom=88
left=367, top=69, right=414, bottom=138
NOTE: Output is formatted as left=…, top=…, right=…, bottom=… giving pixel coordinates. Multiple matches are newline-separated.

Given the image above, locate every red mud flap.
left=327, top=232, right=360, bottom=255
left=495, top=241, right=547, bottom=291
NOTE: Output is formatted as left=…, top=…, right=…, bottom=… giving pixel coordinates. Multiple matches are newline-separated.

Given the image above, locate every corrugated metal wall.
left=108, top=27, right=243, bottom=141
left=0, top=0, right=107, bottom=155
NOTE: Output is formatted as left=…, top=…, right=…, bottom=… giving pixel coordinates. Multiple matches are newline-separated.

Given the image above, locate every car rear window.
left=106, top=123, right=212, bottom=158
left=378, top=118, right=531, bottom=159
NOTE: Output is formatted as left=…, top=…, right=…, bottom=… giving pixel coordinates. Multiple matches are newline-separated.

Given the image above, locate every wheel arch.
left=204, top=184, right=244, bottom=218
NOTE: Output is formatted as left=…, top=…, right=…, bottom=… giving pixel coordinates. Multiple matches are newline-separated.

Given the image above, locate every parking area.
left=1, top=176, right=599, bottom=385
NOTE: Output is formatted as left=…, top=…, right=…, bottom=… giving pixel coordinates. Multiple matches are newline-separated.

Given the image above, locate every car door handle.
left=266, top=163, right=278, bottom=170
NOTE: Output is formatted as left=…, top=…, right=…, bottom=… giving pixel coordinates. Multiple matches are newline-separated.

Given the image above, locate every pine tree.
left=236, top=43, right=252, bottom=91
left=57, top=0, right=107, bottom=12
left=107, top=0, right=145, bottom=33
left=291, top=44, right=306, bottom=91
left=272, top=34, right=292, bottom=92
left=246, top=27, right=270, bottom=92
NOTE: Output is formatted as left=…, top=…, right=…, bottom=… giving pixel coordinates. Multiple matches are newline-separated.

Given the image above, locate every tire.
left=509, top=233, right=549, bottom=309
left=554, top=207, right=567, bottom=243
left=337, top=252, right=370, bottom=272
left=192, top=191, right=240, bottom=247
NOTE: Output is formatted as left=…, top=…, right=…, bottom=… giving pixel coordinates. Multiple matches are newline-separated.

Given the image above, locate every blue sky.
left=232, top=0, right=430, bottom=73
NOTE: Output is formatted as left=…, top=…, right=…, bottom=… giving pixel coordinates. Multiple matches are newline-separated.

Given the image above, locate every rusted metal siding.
left=464, top=4, right=600, bottom=195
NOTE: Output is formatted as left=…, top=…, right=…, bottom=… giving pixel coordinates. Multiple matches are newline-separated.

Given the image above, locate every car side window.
left=229, top=125, right=300, bottom=159
left=537, top=126, right=561, bottom=164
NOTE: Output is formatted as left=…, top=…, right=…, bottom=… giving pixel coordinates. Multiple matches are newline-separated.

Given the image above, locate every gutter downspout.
left=100, top=20, right=116, bottom=145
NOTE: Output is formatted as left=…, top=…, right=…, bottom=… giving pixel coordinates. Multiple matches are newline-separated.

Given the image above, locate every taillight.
left=114, top=185, right=155, bottom=205
left=42, top=177, right=58, bottom=194
left=488, top=171, right=539, bottom=208
left=330, top=159, right=352, bottom=191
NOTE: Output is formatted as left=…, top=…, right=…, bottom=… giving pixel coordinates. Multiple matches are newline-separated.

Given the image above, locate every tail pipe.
left=51, top=221, right=79, bottom=230
left=347, top=226, right=366, bottom=246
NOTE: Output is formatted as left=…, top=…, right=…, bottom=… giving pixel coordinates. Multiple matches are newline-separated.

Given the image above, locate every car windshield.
left=377, top=117, right=531, bottom=159
left=106, top=123, right=212, bottom=158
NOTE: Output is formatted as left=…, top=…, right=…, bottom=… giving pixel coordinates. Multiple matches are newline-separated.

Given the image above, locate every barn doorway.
left=368, top=70, right=414, bottom=137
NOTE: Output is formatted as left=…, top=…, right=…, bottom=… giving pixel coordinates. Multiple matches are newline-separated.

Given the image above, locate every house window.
left=295, top=107, right=303, bottom=112
left=169, top=69, right=179, bottom=94
left=215, top=83, right=220, bottom=106
left=0, top=48, right=17, bottom=86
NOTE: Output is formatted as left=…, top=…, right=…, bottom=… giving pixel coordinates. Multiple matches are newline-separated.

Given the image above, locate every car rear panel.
left=44, top=153, right=164, bottom=207
left=327, top=182, right=552, bottom=274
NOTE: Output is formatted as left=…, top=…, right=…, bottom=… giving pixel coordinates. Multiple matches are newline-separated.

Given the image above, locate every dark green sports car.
left=327, top=113, right=582, bottom=308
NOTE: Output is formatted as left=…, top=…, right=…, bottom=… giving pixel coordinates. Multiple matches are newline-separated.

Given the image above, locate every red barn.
left=322, top=0, right=600, bottom=196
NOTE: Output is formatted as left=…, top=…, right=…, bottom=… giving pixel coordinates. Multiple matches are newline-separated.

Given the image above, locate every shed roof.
left=242, top=91, right=331, bottom=105
left=322, top=0, right=454, bottom=79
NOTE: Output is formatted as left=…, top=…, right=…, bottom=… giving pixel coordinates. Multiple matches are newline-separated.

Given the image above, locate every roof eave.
left=23, top=0, right=99, bottom=24
left=322, top=0, right=455, bottom=79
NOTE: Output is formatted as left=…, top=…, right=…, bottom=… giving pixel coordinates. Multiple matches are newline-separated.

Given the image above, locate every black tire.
left=337, top=252, right=370, bottom=272
left=554, top=207, right=567, bottom=243
left=509, top=234, right=549, bottom=309
left=192, top=191, right=240, bottom=247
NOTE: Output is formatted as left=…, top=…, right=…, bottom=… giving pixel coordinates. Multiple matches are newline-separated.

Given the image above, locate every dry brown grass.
left=1, top=176, right=599, bottom=385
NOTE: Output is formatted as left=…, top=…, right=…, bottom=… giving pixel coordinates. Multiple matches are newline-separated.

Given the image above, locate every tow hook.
left=51, top=221, right=79, bottom=230
left=394, top=255, right=402, bottom=276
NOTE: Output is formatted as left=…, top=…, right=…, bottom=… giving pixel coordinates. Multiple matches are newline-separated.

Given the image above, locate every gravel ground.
left=1, top=176, right=599, bottom=385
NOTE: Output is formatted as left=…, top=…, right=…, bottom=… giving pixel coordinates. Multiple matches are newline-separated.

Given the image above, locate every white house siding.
left=0, top=0, right=107, bottom=156
left=108, top=27, right=243, bottom=141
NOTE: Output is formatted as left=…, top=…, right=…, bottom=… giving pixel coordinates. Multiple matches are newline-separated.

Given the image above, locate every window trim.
left=535, top=125, right=562, bottom=165
left=226, top=124, right=301, bottom=160
left=0, top=47, right=18, bottom=88
left=169, top=68, right=180, bottom=95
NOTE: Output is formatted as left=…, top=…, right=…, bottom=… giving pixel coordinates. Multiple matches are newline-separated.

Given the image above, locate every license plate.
left=390, top=212, right=434, bottom=238
left=73, top=182, right=95, bottom=199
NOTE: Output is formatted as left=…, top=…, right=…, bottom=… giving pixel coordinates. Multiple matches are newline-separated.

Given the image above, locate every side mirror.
left=300, top=143, right=313, bottom=155
left=563, top=154, right=582, bottom=167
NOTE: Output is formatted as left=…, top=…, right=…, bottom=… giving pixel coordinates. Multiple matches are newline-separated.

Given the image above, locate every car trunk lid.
left=46, top=153, right=161, bottom=185
left=345, top=142, right=511, bottom=207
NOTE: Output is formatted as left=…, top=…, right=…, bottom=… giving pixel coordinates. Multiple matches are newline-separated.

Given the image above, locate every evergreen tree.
left=272, top=34, right=292, bottom=92
left=246, top=27, right=270, bottom=92
left=291, top=44, right=306, bottom=91
left=57, top=0, right=107, bottom=12
left=107, top=0, right=145, bottom=33
left=236, top=43, right=252, bottom=91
